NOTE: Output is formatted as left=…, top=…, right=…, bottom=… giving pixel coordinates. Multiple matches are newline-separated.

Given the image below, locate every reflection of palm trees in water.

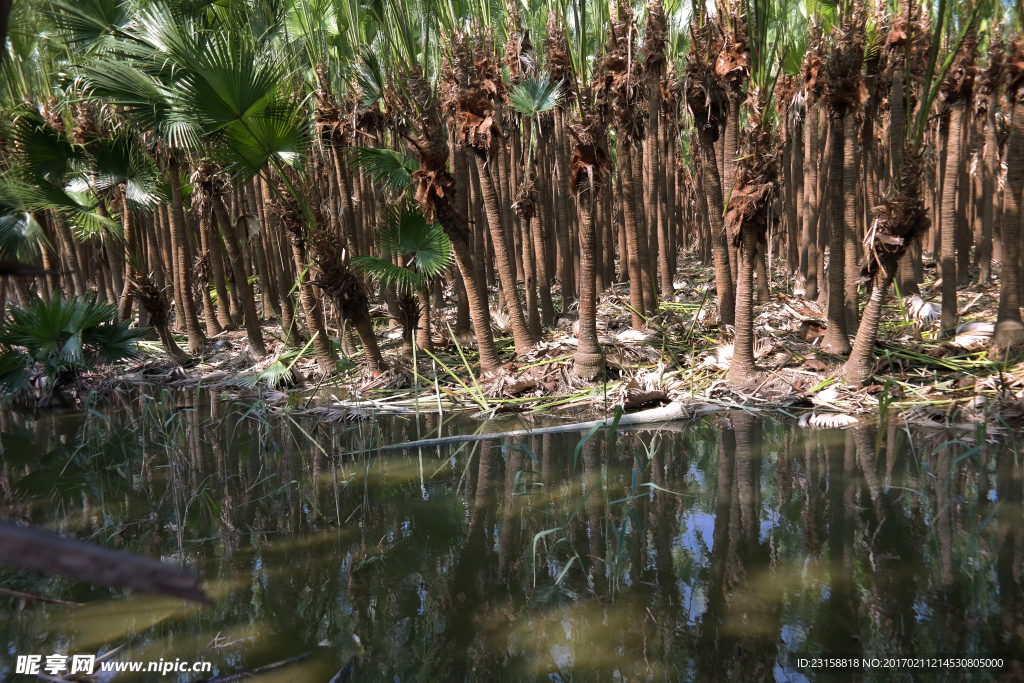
left=696, top=412, right=780, bottom=680
left=996, top=446, right=1024, bottom=678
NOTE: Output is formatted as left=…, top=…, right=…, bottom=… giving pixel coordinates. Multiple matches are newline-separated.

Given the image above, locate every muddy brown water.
left=1, top=387, right=1022, bottom=682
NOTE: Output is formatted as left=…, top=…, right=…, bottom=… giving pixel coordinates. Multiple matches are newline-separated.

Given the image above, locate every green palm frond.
left=47, top=0, right=134, bottom=54
left=350, top=147, right=419, bottom=195
left=91, top=132, right=161, bottom=211
left=209, top=103, right=313, bottom=182
left=12, top=111, right=85, bottom=184
left=353, top=48, right=385, bottom=106
left=351, top=255, right=427, bottom=293
left=508, top=76, right=562, bottom=116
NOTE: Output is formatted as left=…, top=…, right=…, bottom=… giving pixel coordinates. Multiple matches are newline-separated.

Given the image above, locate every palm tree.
left=820, top=9, right=865, bottom=356
left=723, top=0, right=781, bottom=386
left=449, top=32, right=537, bottom=355
left=353, top=201, right=451, bottom=359
left=685, top=16, right=736, bottom=327
left=843, top=1, right=981, bottom=381
left=569, top=112, right=609, bottom=381
left=937, top=38, right=975, bottom=336
left=991, top=38, right=1024, bottom=353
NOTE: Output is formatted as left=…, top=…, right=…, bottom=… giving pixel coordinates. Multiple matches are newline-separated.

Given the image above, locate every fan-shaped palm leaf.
left=12, top=111, right=85, bottom=184
left=351, top=255, right=426, bottom=293
left=377, top=201, right=451, bottom=278
left=91, top=132, right=161, bottom=211
left=350, top=147, right=418, bottom=195
left=508, top=76, right=562, bottom=116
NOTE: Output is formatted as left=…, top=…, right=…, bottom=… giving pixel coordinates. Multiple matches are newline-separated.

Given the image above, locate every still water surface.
left=1, top=388, right=1022, bottom=682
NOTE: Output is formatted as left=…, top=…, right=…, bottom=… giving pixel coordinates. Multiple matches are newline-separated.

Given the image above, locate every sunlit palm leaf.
left=350, top=147, right=418, bottom=195
left=508, top=76, right=562, bottom=116
left=351, top=255, right=426, bottom=293
left=12, top=111, right=85, bottom=184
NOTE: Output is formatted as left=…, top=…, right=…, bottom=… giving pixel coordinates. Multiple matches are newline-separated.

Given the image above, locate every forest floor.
left=78, top=251, right=1024, bottom=431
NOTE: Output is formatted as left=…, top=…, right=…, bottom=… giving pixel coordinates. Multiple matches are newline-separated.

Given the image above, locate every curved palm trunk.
left=574, top=178, right=604, bottom=381
left=353, top=309, right=387, bottom=373
left=939, top=106, right=963, bottom=335
left=472, top=152, right=536, bottom=354
left=168, top=159, right=205, bottom=354
left=430, top=193, right=503, bottom=374
left=617, top=135, right=647, bottom=329
left=843, top=263, right=893, bottom=383
left=991, top=96, right=1024, bottom=352
left=213, top=195, right=266, bottom=356
left=727, top=226, right=759, bottom=385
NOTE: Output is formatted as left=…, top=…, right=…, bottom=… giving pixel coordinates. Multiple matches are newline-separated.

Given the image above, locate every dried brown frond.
left=976, top=31, right=1004, bottom=117
left=823, top=7, right=868, bottom=116
left=939, top=29, right=977, bottom=106
left=860, top=151, right=930, bottom=281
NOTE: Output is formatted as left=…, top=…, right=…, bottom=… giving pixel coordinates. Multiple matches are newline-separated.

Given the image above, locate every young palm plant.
left=353, top=202, right=451, bottom=357
left=0, top=294, right=147, bottom=404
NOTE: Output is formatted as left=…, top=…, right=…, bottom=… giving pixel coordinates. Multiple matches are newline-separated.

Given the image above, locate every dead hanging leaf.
left=234, top=213, right=261, bottom=242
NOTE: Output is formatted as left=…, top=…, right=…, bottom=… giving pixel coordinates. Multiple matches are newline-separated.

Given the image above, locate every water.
left=1, top=388, right=1022, bottom=682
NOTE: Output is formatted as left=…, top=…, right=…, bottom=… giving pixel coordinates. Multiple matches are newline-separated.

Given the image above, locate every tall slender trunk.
left=697, top=129, right=735, bottom=326
left=430, top=193, right=502, bottom=374
left=843, top=114, right=860, bottom=331
left=631, top=141, right=656, bottom=313
left=617, top=135, right=647, bottom=328
left=823, top=111, right=851, bottom=354
left=553, top=109, right=575, bottom=306
left=259, top=177, right=301, bottom=346
left=213, top=195, right=267, bottom=356
left=197, top=213, right=224, bottom=338
left=574, top=177, right=604, bottom=380
left=288, top=231, right=336, bottom=374
left=940, top=106, right=963, bottom=334
left=727, top=226, right=758, bottom=385
left=979, top=101, right=998, bottom=284
left=991, top=96, right=1024, bottom=352
left=801, top=103, right=820, bottom=299
left=168, top=158, right=205, bottom=353
left=472, top=151, right=536, bottom=353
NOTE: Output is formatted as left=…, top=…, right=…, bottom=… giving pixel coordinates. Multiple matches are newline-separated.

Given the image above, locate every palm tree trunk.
left=196, top=215, right=224, bottom=338
left=991, top=96, right=1024, bottom=352
left=727, top=226, right=758, bottom=386
left=631, top=141, right=656, bottom=313
left=823, top=112, right=851, bottom=355
left=430, top=192, right=502, bottom=374
left=801, top=103, right=820, bottom=299
left=245, top=181, right=278, bottom=319
left=843, top=113, right=860, bottom=331
left=940, top=106, right=963, bottom=334
left=259, top=176, right=301, bottom=346
left=979, top=102, right=998, bottom=285
left=618, top=135, right=647, bottom=329
left=574, top=176, right=604, bottom=381
left=213, top=195, right=267, bottom=356
left=168, top=158, right=205, bottom=354
left=472, top=151, right=536, bottom=354
left=696, top=128, right=736, bottom=326
left=288, top=233, right=335, bottom=374
left=843, top=260, right=894, bottom=384
left=553, top=109, right=575, bottom=305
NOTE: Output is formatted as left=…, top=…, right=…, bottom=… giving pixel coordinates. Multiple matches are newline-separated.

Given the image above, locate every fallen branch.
left=0, top=522, right=210, bottom=604
left=334, top=402, right=716, bottom=455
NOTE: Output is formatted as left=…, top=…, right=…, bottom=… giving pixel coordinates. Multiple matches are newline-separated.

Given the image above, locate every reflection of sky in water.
left=681, top=511, right=715, bottom=554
